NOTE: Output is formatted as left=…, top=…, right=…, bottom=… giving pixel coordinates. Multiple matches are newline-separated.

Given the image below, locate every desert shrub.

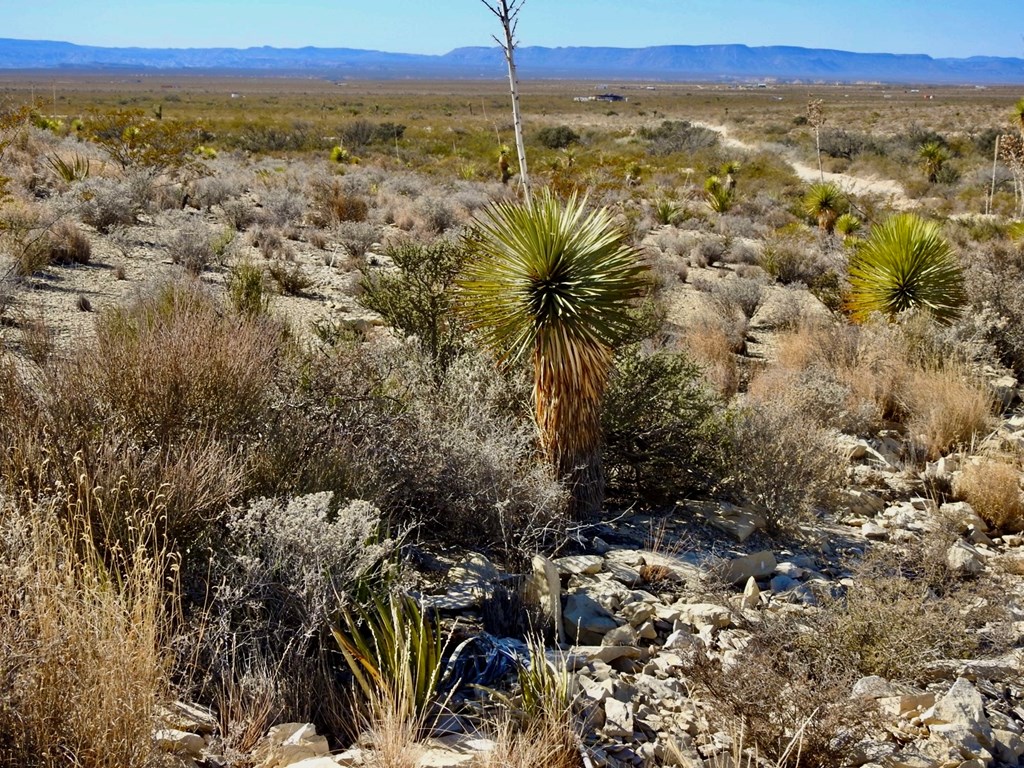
left=758, top=229, right=832, bottom=286
left=723, top=400, right=845, bottom=532
left=684, top=631, right=877, bottom=768
left=417, top=196, right=459, bottom=234
left=640, top=120, right=719, bottom=156
left=340, top=120, right=405, bottom=148
left=169, top=223, right=214, bottom=274
left=358, top=239, right=467, bottom=374
left=602, top=345, right=723, bottom=504
left=180, top=494, right=395, bottom=745
left=261, top=186, right=308, bottom=228
left=0, top=494, right=171, bottom=768
left=749, top=362, right=879, bottom=437
left=963, top=240, right=1024, bottom=374
left=805, top=547, right=1000, bottom=682
left=222, top=198, right=258, bottom=231
left=276, top=342, right=565, bottom=562
left=268, top=260, right=313, bottom=296
left=954, top=459, right=1024, bottom=532
left=190, top=175, right=237, bottom=209
left=227, top=260, right=270, bottom=317
left=309, top=178, right=369, bottom=226
left=87, top=109, right=204, bottom=180
left=9, top=217, right=91, bottom=276
left=693, top=275, right=765, bottom=320
left=536, top=125, right=580, bottom=150
left=817, top=128, right=879, bottom=159
left=336, top=220, right=382, bottom=260
left=77, top=176, right=140, bottom=232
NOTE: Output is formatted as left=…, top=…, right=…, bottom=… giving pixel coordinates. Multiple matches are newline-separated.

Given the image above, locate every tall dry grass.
left=0, top=488, right=173, bottom=768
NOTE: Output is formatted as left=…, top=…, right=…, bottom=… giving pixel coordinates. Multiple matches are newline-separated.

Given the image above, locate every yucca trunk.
left=533, top=335, right=612, bottom=517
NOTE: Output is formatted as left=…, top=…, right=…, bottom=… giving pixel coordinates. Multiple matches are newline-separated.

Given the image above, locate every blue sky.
left=1, top=0, right=1022, bottom=59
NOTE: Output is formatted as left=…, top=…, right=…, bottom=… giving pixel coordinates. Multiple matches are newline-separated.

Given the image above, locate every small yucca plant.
left=846, top=213, right=966, bottom=325
left=803, top=181, right=846, bottom=233
left=704, top=175, right=733, bottom=213
left=918, top=141, right=949, bottom=183
left=332, top=592, right=448, bottom=723
left=834, top=212, right=862, bottom=239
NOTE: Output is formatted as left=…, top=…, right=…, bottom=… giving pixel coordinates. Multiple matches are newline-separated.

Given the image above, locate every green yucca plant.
left=704, top=175, right=733, bottom=213
left=847, top=213, right=966, bottom=325
left=918, top=141, right=949, bottom=183
left=332, top=592, right=448, bottom=722
left=803, top=181, right=846, bottom=233
left=458, top=189, right=648, bottom=516
left=834, top=212, right=862, bottom=239
left=654, top=199, right=682, bottom=226
left=46, top=153, right=90, bottom=183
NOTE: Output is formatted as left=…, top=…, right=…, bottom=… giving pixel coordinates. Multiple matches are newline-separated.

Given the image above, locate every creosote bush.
left=358, top=238, right=468, bottom=374
left=602, top=345, right=723, bottom=504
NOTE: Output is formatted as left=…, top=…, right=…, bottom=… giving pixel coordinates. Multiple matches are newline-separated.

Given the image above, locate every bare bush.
left=723, top=400, right=845, bottom=532
left=77, top=176, right=142, bottom=232
left=169, top=223, right=214, bottom=274
left=179, top=494, right=396, bottom=744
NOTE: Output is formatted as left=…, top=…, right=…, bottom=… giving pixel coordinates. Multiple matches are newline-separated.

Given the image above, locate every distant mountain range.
left=0, top=38, right=1022, bottom=84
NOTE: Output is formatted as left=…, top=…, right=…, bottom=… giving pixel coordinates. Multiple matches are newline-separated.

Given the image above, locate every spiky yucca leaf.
left=332, top=592, right=447, bottom=721
left=847, top=213, right=965, bottom=325
left=803, top=182, right=846, bottom=233
left=458, top=190, right=647, bottom=515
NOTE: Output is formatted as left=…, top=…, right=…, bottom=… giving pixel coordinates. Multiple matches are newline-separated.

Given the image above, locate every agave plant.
left=458, top=190, right=648, bottom=516
left=847, top=213, right=965, bottom=325
left=46, top=153, right=90, bottom=183
left=918, top=141, right=949, bottom=183
left=803, top=181, right=846, bottom=233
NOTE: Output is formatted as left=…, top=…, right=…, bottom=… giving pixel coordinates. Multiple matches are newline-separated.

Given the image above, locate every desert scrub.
left=169, top=223, right=215, bottom=274
left=602, top=345, right=723, bottom=504
left=180, top=494, right=396, bottom=745
left=268, top=259, right=313, bottom=296
left=723, top=399, right=845, bottom=533
left=358, top=238, right=468, bottom=375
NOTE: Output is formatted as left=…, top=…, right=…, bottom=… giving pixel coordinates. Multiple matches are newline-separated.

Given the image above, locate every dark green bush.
left=602, top=346, right=723, bottom=504
left=358, top=239, right=468, bottom=374
left=536, top=125, right=580, bottom=150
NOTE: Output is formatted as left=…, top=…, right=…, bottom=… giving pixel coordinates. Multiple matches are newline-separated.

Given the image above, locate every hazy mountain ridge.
left=0, top=37, right=1021, bottom=83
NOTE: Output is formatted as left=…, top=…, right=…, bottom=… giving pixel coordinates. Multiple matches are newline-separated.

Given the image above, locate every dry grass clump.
left=0, top=279, right=283, bottom=548
left=759, top=315, right=994, bottom=455
left=683, top=315, right=743, bottom=398
left=0, top=493, right=171, bottom=768
left=955, top=458, right=1024, bottom=532
left=901, top=365, right=994, bottom=461
left=308, top=177, right=369, bottom=226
